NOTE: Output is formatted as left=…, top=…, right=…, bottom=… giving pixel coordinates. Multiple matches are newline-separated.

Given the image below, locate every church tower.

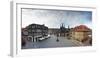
left=60, top=23, right=66, bottom=37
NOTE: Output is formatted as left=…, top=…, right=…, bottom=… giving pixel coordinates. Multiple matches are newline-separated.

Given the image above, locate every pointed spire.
left=68, top=25, right=69, bottom=28
left=62, top=23, right=64, bottom=27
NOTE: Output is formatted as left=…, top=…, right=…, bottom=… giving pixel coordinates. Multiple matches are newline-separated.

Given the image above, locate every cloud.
left=22, top=9, right=92, bottom=28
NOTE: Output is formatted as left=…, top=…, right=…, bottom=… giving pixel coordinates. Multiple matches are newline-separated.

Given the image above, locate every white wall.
left=0, top=0, right=100, bottom=58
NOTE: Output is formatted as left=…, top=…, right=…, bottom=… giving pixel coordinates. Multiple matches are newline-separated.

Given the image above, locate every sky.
left=22, top=8, right=92, bottom=29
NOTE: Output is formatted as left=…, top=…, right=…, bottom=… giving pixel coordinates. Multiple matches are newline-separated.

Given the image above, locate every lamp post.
left=56, top=33, right=59, bottom=42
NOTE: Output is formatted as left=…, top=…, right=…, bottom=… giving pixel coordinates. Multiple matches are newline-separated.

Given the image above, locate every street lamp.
left=56, top=33, right=59, bottom=42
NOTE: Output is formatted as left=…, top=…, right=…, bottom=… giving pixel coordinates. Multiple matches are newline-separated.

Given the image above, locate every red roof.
left=73, top=25, right=91, bottom=32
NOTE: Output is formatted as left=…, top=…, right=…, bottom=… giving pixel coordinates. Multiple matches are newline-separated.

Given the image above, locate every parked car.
left=38, top=34, right=51, bottom=41
left=39, top=37, right=45, bottom=41
left=45, top=34, right=51, bottom=39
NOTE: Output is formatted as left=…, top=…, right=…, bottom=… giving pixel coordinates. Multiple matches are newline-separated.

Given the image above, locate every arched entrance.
left=27, top=36, right=33, bottom=42
left=27, top=36, right=38, bottom=42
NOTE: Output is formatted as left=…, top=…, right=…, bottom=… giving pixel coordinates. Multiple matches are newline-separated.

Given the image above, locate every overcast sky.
left=22, top=8, right=92, bottom=29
